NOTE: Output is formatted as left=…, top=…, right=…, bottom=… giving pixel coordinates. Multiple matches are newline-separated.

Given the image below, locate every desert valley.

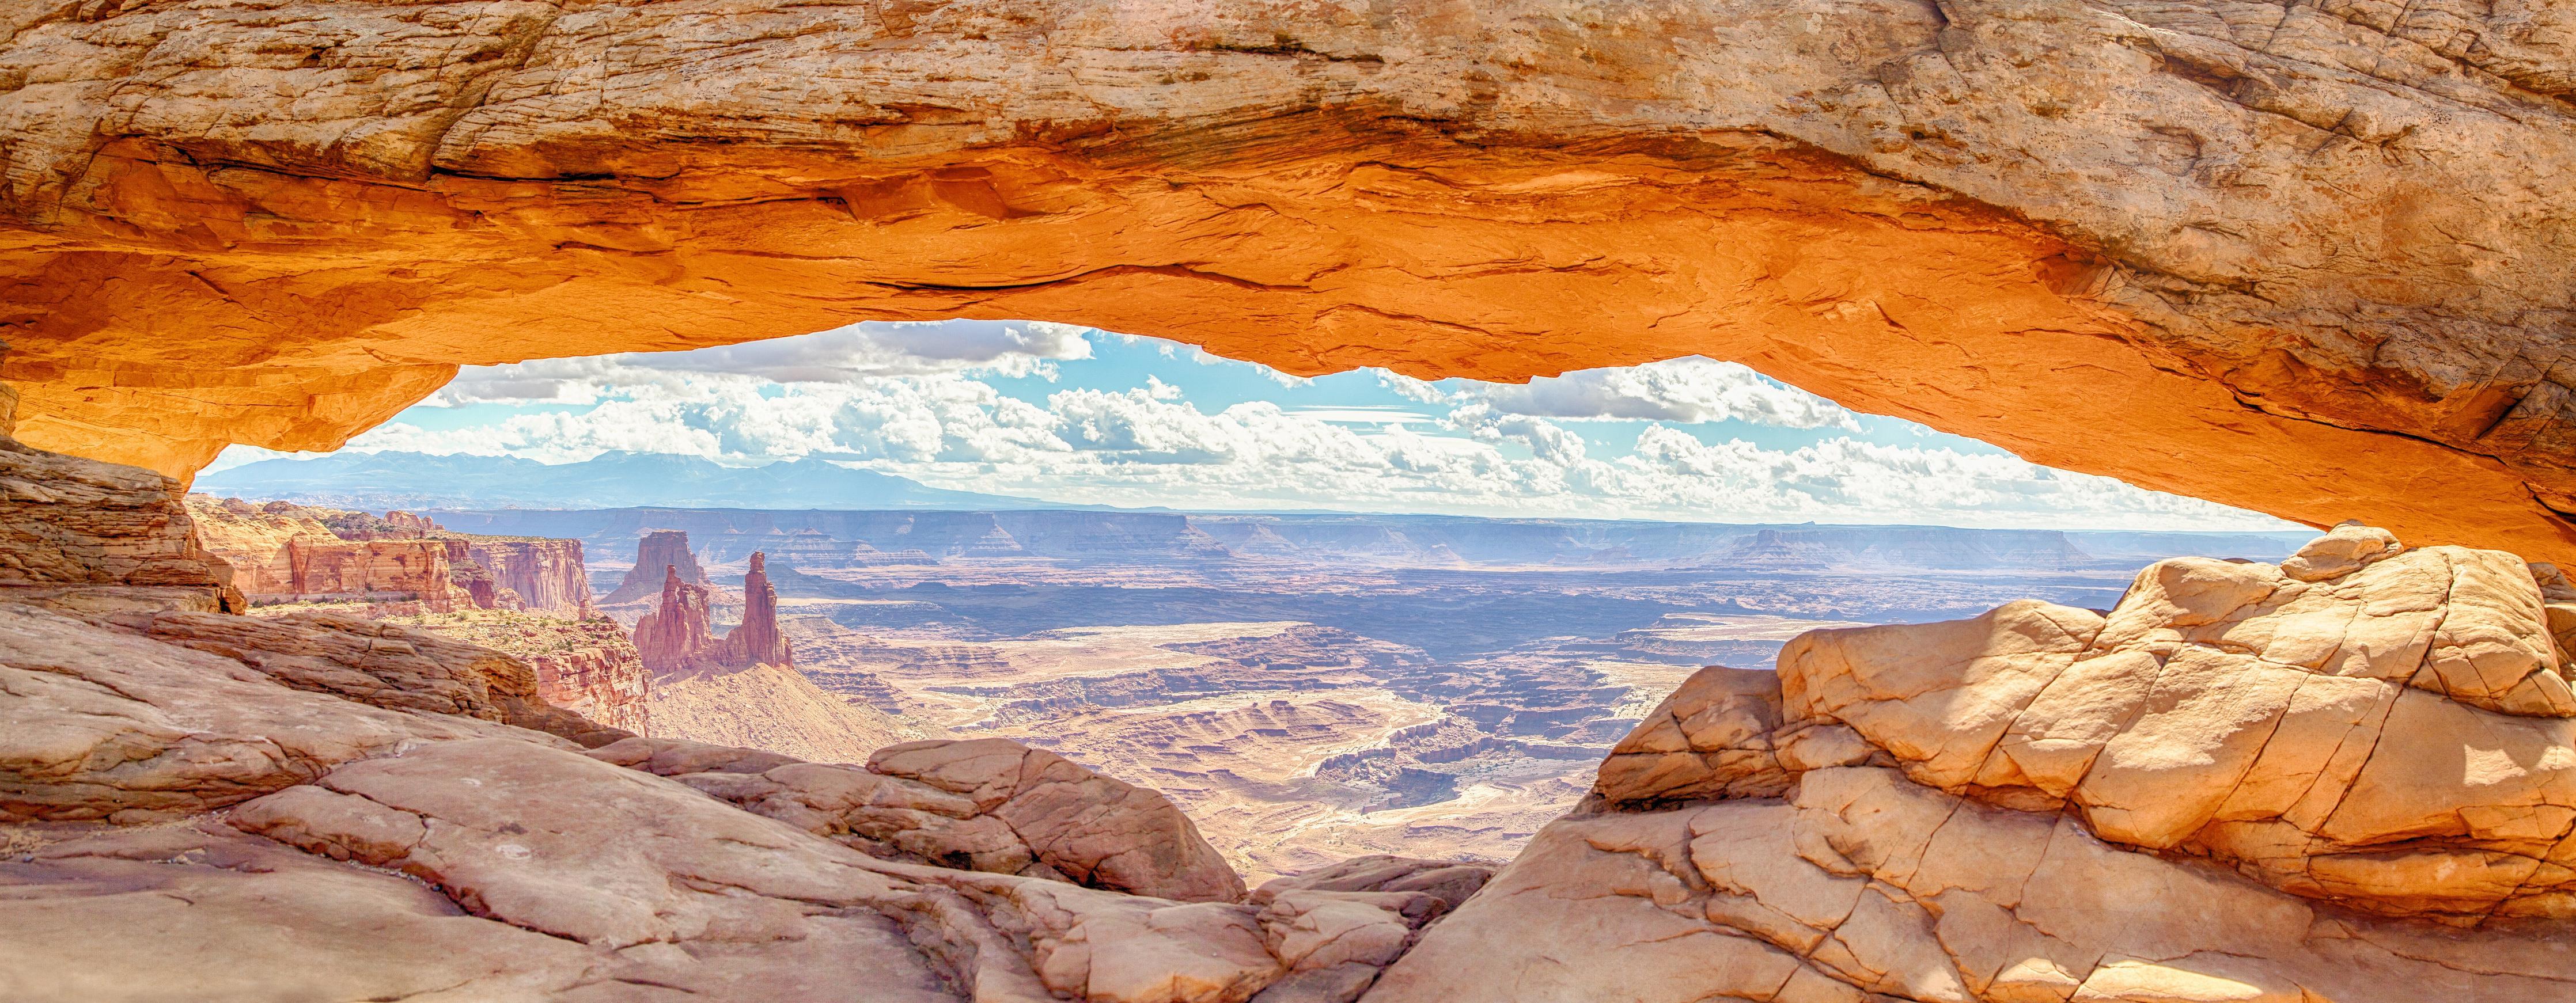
left=185, top=490, right=2307, bottom=882
left=10, top=2, right=2576, bottom=1001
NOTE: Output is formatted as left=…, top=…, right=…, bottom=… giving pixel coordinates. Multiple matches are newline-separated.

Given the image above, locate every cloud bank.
left=322, top=324, right=2291, bottom=531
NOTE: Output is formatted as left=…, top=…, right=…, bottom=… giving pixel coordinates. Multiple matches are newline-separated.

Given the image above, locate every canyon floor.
left=498, top=511, right=2309, bottom=882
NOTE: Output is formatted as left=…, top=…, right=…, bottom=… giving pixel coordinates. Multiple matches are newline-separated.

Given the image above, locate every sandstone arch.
left=3, top=1, right=2572, bottom=556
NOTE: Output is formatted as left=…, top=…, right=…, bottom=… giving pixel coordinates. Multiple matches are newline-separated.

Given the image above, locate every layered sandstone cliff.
left=460, top=537, right=593, bottom=616
left=187, top=497, right=464, bottom=611
left=0, top=406, right=241, bottom=614
left=187, top=496, right=597, bottom=615
left=2, top=1, right=2575, bottom=559
left=381, top=609, right=651, bottom=736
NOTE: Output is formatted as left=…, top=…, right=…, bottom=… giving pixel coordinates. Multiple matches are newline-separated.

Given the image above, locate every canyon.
left=8, top=411, right=2576, bottom=1000
left=420, top=506, right=2310, bottom=880
left=5, top=2, right=2576, bottom=999
left=188, top=496, right=593, bottom=616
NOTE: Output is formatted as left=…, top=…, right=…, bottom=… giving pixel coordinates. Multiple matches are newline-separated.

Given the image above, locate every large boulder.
left=1597, top=527, right=2576, bottom=920
left=589, top=734, right=1250, bottom=903
left=871, top=738, right=1250, bottom=903
left=1370, top=767, right=2576, bottom=1003
left=1781, top=533, right=2576, bottom=920
left=0, top=603, right=556, bottom=823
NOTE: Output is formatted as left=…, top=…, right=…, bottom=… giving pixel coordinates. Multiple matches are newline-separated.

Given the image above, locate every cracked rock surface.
left=1373, top=767, right=2576, bottom=1003
left=1384, top=526, right=2576, bottom=1001
left=1603, top=526, right=2576, bottom=920
left=586, top=733, right=1247, bottom=902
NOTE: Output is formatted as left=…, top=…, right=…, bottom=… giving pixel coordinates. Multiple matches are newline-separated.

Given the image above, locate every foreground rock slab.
left=1596, top=527, right=2576, bottom=920
left=0, top=603, right=552, bottom=823
left=1370, top=766, right=2576, bottom=1003
left=0, top=822, right=613, bottom=1002
left=590, top=734, right=1249, bottom=903
left=212, top=737, right=1456, bottom=1002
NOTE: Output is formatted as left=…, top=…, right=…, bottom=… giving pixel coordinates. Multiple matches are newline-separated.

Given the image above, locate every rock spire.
left=630, top=545, right=793, bottom=678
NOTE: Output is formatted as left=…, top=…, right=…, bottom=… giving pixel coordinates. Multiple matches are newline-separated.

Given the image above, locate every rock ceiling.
left=2, top=0, right=2571, bottom=555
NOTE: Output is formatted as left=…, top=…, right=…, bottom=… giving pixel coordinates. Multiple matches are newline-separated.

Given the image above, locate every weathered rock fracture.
left=2, top=0, right=2575, bottom=558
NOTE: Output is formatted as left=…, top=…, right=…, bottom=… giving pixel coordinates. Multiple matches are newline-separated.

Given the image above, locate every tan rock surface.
left=213, top=736, right=1446, bottom=1003
left=873, top=738, right=1252, bottom=903
left=3, top=2, right=2575, bottom=558
left=0, top=603, right=545, bottom=822
left=1593, top=527, right=2576, bottom=920
left=1368, top=767, right=2576, bottom=1003
left=590, top=732, right=1249, bottom=903
left=0, top=822, right=612, bottom=1003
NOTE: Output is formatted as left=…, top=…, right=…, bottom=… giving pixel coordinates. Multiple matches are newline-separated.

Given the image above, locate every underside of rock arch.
left=3, top=0, right=2574, bottom=556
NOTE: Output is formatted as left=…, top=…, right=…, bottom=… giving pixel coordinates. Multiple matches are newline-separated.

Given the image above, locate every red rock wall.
left=632, top=550, right=792, bottom=677
left=525, top=628, right=649, bottom=735
left=632, top=565, right=713, bottom=676
left=715, top=552, right=791, bottom=669
left=283, top=539, right=460, bottom=612
left=465, top=539, right=592, bottom=616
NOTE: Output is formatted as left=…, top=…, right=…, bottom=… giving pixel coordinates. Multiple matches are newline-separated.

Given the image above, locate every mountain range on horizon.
left=198, top=450, right=1065, bottom=511
left=422, top=506, right=2316, bottom=575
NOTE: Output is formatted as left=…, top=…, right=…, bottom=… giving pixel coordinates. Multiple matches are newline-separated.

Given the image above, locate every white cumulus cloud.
left=1461, top=356, right=1859, bottom=430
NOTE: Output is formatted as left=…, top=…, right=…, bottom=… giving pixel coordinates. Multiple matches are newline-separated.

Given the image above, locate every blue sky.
left=209, top=321, right=2298, bottom=531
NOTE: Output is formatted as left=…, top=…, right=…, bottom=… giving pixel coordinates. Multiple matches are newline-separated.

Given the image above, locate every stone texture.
left=1251, top=856, right=1492, bottom=918
left=0, top=822, right=614, bottom=1002
left=1368, top=768, right=2576, bottom=1003
left=4, top=1, right=2576, bottom=559
left=0, top=434, right=237, bottom=612
left=0, top=602, right=547, bottom=822
left=207, top=736, right=1433, bottom=1003
left=593, top=734, right=1249, bottom=903
left=1593, top=527, right=2576, bottom=921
